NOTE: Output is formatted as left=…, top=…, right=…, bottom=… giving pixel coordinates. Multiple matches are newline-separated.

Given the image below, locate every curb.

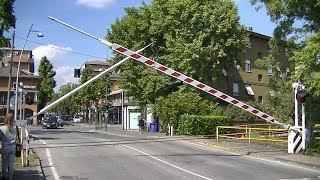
left=36, top=158, right=45, bottom=180
left=197, top=141, right=320, bottom=170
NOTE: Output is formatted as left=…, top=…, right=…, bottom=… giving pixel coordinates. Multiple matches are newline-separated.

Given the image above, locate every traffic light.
left=296, top=90, right=310, bottom=103
left=74, top=68, right=81, bottom=78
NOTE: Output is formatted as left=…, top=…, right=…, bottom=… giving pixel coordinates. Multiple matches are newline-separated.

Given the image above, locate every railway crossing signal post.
left=288, top=83, right=310, bottom=153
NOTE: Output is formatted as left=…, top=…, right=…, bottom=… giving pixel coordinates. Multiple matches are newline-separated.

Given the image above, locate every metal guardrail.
left=216, top=125, right=288, bottom=143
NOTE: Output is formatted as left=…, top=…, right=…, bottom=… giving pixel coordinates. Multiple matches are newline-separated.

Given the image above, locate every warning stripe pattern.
left=293, top=131, right=302, bottom=153
left=112, top=43, right=285, bottom=127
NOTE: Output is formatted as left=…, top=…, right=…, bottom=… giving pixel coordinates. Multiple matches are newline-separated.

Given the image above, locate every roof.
left=108, top=89, right=124, bottom=96
left=85, top=60, right=111, bottom=66
left=248, top=30, right=272, bottom=40
left=0, top=66, right=41, bottom=79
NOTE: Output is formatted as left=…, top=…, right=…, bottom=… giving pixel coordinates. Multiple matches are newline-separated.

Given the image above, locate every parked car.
left=73, top=116, right=82, bottom=123
left=42, top=116, right=59, bottom=129
left=56, top=116, right=64, bottom=127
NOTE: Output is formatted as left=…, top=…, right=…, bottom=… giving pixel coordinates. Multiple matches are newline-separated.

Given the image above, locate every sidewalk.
left=11, top=150, right=44, bottom=180
left=93, top=124, right=320, bottom=170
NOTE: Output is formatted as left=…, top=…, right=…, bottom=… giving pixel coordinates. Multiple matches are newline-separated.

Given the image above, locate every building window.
left=245, top=59, right=251, bottom=72
left=232, top=83, right=239, bottom=96
left=246, top=37, right=251, bottom=48
left=285, top=48, right=290, bottom=57
left=276, top=66, right=282, bottom=77
left=258, top=74, right=263, bottom=83
left=267, top=44, right=271, bottom=52
left=258, top=96, right=263, bottom=103
left=268, top=66, right=273, bottom=75
left=285, top=67, right=290, bottom=77
left=245, top=84, right=255, bottom=96
left=258, top=52, right=262, bottom=59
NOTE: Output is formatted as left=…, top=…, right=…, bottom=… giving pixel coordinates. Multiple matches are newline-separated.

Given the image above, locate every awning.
left=245, top=85, right=254, bottom=96
left=108, top=89, right=124, bottom=96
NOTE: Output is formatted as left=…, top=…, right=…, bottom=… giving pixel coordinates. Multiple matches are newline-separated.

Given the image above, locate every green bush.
left=176, top=115, right=231, bottom=135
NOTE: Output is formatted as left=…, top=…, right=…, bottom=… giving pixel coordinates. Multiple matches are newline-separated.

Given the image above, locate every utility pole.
left=6, top=31, right=15, bottom=114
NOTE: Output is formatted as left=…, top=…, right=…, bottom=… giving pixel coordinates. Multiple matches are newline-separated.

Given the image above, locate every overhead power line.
left=14, top=35, right=109, bottom=60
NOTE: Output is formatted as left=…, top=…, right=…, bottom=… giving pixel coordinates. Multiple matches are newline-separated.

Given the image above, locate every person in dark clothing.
left=138, top=118, right=145, bottom=134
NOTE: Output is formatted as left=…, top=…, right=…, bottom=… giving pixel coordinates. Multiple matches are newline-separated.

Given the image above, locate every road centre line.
left=181, top=141, right=320, bottom=174
left=122, top=144, right=213, bottom=180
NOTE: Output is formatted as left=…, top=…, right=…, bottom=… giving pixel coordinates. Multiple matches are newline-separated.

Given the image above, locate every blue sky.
left=9, top=0, right=276, bottom=91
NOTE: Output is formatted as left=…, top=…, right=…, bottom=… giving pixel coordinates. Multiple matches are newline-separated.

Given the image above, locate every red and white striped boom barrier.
left=48, top=16, right=290, bottom=129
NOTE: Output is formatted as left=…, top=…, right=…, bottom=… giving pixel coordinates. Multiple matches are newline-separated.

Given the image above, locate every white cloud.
left=54, top=66, right=79, bottom=91
left=33, top=44, right=72, bottom=65
left=76, top=0, right=116, bottom=8
left=33, top=44, right=76, bottom=91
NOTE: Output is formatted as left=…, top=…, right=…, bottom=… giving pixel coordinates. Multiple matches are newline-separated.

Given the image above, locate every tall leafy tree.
left=107, top=0, right=247, bottom=108
left=50, top=83, right=79, bottom=115
left=38, top=56, right=56, bottom=109
left=0, top=0, right=15, bottom=49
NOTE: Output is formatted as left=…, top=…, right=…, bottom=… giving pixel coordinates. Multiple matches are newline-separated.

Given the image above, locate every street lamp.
left=14, top=24, right=43, bottom=121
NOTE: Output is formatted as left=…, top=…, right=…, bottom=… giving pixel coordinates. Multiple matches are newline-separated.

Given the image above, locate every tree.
left=76, top=65, right=109, bottom=122
left=0, top=0, right=15, bottom=49
left=38, top=56, right=56, bottom=109
left=50, top=83, right=79, bottom=115
left=107, top=0, right=247, bottom=109
left=153, top=91, right=213, bottom=131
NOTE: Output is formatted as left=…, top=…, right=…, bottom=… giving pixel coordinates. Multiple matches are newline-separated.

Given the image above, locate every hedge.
left=176, top=115, right=231, bottom=135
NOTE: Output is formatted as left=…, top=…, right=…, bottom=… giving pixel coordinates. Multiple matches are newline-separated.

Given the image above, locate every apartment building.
left=0, top=49, right=41, bottom=119
left=215, top=30, right=291, bottom=103
left=80, top=60, right=111, bottom=75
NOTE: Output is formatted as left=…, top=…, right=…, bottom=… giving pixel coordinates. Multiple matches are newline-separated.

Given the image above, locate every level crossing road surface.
left=29, top=124, right=320, bottom=180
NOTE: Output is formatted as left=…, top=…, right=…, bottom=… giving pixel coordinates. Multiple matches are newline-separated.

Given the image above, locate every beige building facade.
left=215, top=31, right=291, bottom=103
left=0, top=49, right=41, bottom=120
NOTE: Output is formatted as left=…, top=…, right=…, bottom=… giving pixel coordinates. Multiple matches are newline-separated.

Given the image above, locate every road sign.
left=14, top=120, right=27, bottom=128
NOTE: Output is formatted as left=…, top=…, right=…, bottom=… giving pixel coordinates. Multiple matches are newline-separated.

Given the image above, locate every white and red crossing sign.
left=112, top=44, right=289, bottom=128
left=48, top=16, right=290, bottom=129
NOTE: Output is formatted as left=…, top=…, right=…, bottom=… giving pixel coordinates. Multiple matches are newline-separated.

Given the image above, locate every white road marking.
left=181, top=141, right=320, bottom=174
left=46, top=148, right=60, bottom=180
left=123, top=145, right=213, bottom=180
left=71, top=133, right=111, bottom=141
left=31, top=134, right=60, bottom=180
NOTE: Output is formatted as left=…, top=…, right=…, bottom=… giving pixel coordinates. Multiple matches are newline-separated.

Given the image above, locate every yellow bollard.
left=248, top=128, right=251, bottom=143
left=216, top=127, right=219, bottom=141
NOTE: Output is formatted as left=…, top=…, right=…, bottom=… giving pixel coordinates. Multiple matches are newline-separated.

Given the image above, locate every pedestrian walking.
left=138, top=117, right=145, bottom=134
left=0, top=113, right=17, bottom=180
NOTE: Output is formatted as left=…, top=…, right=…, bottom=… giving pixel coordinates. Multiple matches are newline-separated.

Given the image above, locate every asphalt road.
left=29, top=123, right=320, bottom=180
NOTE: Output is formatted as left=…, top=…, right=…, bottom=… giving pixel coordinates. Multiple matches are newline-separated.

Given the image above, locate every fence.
left=216, top=125, right=288, bottom=143
left=315, top=124, right=320, bottom=140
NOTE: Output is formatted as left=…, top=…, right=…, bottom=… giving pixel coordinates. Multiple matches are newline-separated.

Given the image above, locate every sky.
left=9, top=0, right=276, bottom=91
